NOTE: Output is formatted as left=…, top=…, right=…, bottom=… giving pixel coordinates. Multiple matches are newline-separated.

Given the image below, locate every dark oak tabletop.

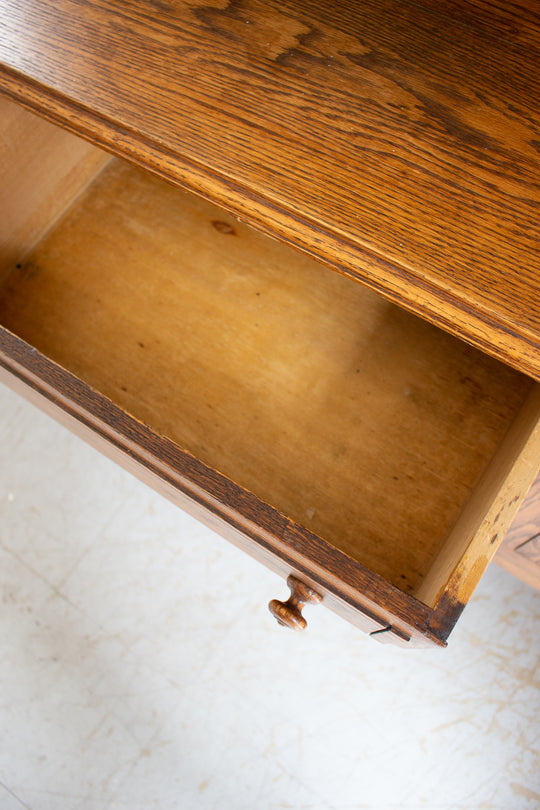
left=0, top=0, right=539, bottom=377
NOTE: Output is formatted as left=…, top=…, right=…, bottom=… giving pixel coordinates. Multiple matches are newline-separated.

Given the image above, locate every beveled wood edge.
left=0, top=326, right=446, bottom=646
left=0, top=70, right=538, bottom=382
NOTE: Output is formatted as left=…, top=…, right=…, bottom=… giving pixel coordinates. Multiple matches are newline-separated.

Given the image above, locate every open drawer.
left=1, top=98, right=539, bottom=647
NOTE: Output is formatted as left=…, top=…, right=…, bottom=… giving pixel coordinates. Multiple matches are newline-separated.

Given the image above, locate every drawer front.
left=2, top=318, right=539, bottom=648
left=0, top=334, right=430, bottom=645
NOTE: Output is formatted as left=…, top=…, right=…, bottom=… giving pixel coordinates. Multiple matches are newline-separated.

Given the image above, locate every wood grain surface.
left=0, top=158, right=530, bottom=597
left=268, top=575, right=323, bottom=631
left=0, top=330, right=441, bottom=646
left=0, top=1, right=539, bottom=378
left=420, top=385, right=540, bottom=638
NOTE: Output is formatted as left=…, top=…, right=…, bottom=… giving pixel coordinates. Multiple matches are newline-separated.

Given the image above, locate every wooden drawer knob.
left=268, top=575, right=322, bottom=630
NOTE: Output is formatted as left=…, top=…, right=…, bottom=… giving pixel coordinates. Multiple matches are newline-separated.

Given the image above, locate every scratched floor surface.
left=0, top=381, right=539, bottom=810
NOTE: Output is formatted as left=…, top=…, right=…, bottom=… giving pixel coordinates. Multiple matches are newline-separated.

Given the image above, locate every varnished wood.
left=269, top=575, right=322, bottom=631
left=0, top=1, right=539, bottom=378
left=0, top=158, right=530, bottom=601
left=495, top=474, right=540, bottom=591
left=0, top=334, right=441, bottom=647
left=1, top=6, right=540, bottom=646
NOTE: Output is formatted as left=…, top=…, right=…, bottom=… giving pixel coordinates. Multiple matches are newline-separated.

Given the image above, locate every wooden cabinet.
left=1, top=1, right=539, bottom=647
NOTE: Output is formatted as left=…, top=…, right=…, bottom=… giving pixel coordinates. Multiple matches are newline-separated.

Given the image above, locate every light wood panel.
left=417, top=385, right=540, bottom=616
left=0, top=159, right=530, bottom=593
left=495, top=474, right=540, bottom=591
left=0, top=1, right=539, bottom=377
left=0, top=96, right=110, bottom=283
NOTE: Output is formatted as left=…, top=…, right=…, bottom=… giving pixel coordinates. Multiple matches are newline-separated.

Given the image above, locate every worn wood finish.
left=0, top=96, right=110, bottom=283
left=0, top=159, right=530, bottom=599
left=495, top=474, right=540, bottom=591
left=417, top=385, right=540, bottom=634
left=268, top=575, right=322, bottom=631
left=1, top=1, right=539, bottom=377
left=0, top=331, right=440, bottom=647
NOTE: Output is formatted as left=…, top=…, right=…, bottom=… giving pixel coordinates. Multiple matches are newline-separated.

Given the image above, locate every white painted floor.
left=0, top=380, right=539, bottom=810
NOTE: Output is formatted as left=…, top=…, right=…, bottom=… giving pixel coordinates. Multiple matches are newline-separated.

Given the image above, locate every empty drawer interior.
left=0, top=99, right=535, bottom=608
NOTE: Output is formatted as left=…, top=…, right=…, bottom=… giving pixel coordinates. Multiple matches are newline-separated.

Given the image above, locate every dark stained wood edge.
left=0, top=325, right=448, bottom=646
left=424, top=592, right=467, bottom=641
left=0, top=71, right=538, bottom=382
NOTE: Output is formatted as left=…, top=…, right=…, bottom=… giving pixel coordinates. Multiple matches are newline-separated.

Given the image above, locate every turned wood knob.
left=268, top=575, right=322, bottom=631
